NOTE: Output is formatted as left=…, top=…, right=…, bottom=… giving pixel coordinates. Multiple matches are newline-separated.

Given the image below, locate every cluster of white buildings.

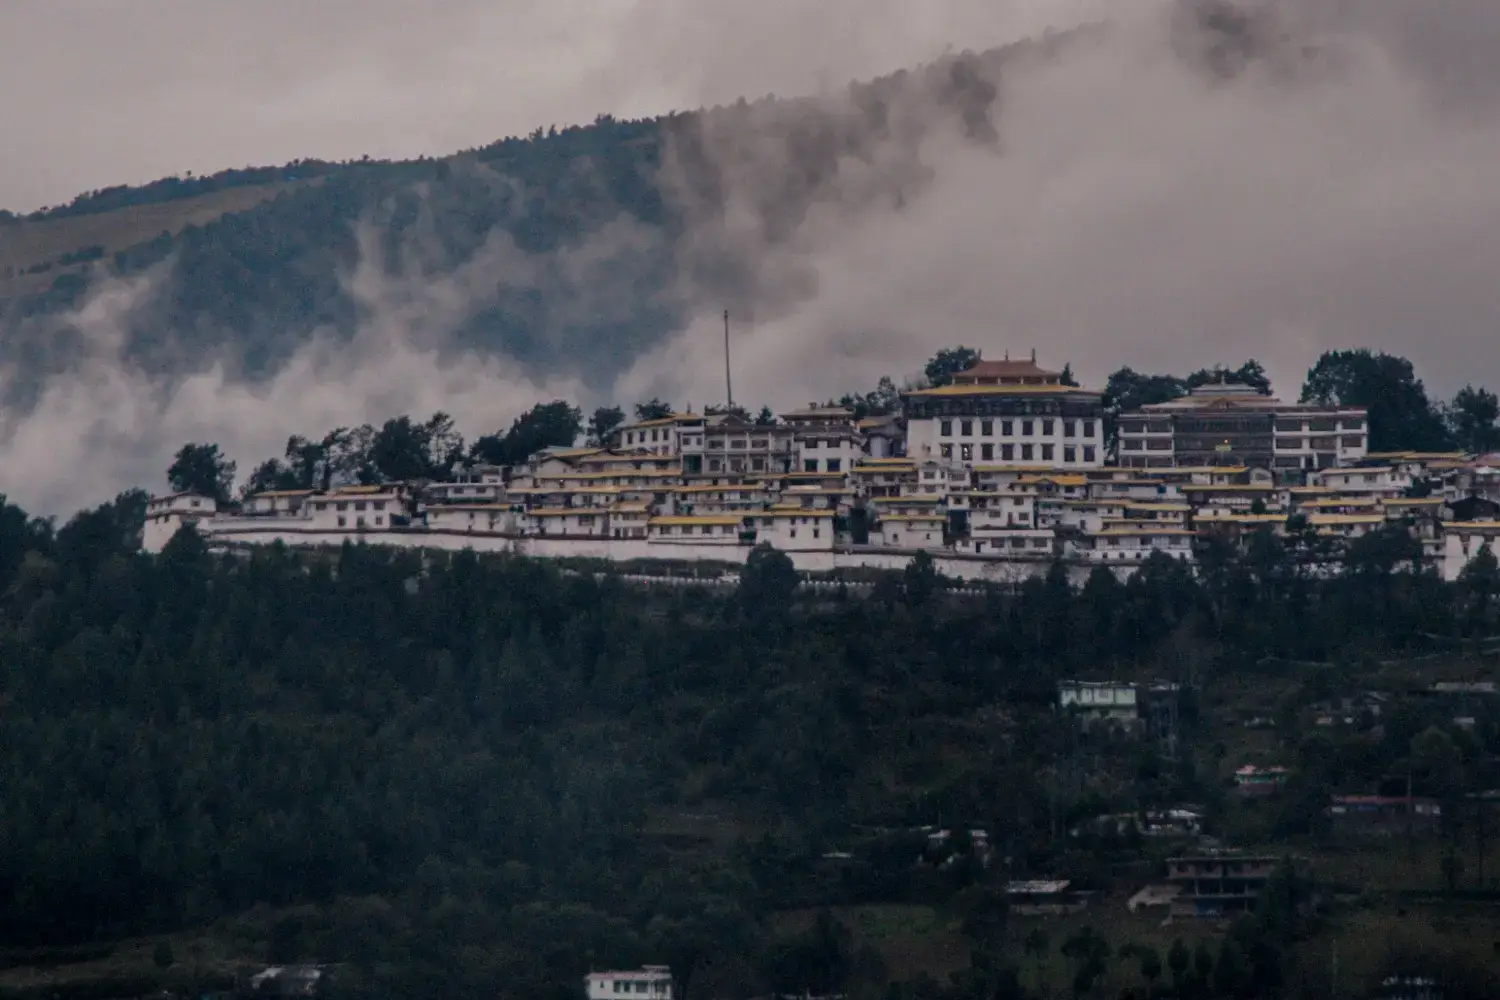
left=142, top=355, right=1500, bottom=584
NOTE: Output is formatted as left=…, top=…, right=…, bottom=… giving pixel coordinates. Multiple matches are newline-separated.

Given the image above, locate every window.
left=940, top=420, right=953, bottom=437
left=1022, top=420, right=1034, bottom=436
left=981, top=419, right=993, bottom=436
left=374, top=516, right=383, bottom=526
left=356, top=516, right=366, bottom=528
left=1064, top=446, right=1077, bottom=463
left=1002, top=444, right=1014, bottom=460
left=961, top=444, right=973, bottom=461
left=813, top=528, right=821, bottom=539
left=1041, top=444, right=1055, bottom=461
left=827, top=459, right=842, bottom=472
left=961, top=420, right=973, bottom=437
left=1041, top=420, right=1054, bottom=435
left=708, top=438, right=724, bottom=450
left=940, top=444, right=953, bottom=459
left=709, top=459, right=722, bottom=472
left=336, top=501, right=348, bottom=511
left=752, top=458, right=765, bottom=471
left=353, top=500, right=366, bottom=511
left=1021, top=444, right=1034, bottom=461
left=337, top=516, right=347, bottom=527
left=1064, top=421, right=1075, bottom=438
left=1083, top=446, right=1096, bottom=463
left=804, top=460, right=818, bottom=472
left=1002, top=420, right=1013, bottom=436
left=981, top=444, right=994, bottom=461
left=1082, top=420, right=1096, bottom=437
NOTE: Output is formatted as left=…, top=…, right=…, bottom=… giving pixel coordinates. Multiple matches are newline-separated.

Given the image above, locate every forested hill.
left=0, top=31, right=1077, bottom=401
left=6, top=486, right=1500, bottom=999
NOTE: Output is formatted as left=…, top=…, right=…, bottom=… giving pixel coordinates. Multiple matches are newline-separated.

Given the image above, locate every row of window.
left=314, top=499, right=388, bottom=512
left=971, top=537, right=1051, bottom=552
left=707, top=457, right=784, bottom=473
left=1275, top=437, right=1365, bottom=451
left=1274, top=419, right=1365, bottom=433
left=699, top=437, right=850, bottom=451
left=940, top=442, right=1097, bottom=463
left=938, top=418, right=1097, bottom=439
left=335, top=515, right=384, bottom=529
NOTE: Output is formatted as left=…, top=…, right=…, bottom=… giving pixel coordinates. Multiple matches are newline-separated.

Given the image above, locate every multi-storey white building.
left=427, top=463, right=505, bottom=504
left=781, top=405, right=864, bottom=475
left=303, top=485, right=408, bottom=531
left=903, top=356, right=1105, bottom=470
left=1117, top=382, right=1368, bottom=475
left=615, top=414, right=700, bottom=456
left=143, top=492, right=219, bottom=552
left=1309, top=465, right=1412, bottom=499
left=678, top=413, right=795, bottom=477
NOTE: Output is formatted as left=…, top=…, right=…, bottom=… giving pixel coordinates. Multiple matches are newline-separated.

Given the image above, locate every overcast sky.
left=0, top=0, right=1102, bottom=212
left=5, top=0, right=1500, bottom=513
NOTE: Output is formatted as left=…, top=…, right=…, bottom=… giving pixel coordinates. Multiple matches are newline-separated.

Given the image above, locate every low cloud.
left=0, top=255, right=587, bottom=517
left=623, top=0, right=1500, bottom=409
left=6, top=0, right=1500, bottom=515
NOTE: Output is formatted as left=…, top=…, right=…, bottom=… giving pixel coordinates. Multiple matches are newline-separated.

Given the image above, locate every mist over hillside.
left=4, top=0, right=1500, bottom=514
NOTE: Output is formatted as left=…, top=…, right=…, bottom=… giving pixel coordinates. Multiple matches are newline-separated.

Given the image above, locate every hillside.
left=0, top=180, right=322, bottom=298
left=5, top=489, right=1500, bottom=1000
left=0, top=28, right=1088, bottom=403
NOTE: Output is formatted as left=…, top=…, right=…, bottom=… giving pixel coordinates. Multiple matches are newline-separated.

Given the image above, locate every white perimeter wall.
left=194, top=523, right=1116, bottom=586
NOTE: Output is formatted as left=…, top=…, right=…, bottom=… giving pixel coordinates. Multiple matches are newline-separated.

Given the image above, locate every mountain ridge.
left=0, top=30, right=1094, bottom=402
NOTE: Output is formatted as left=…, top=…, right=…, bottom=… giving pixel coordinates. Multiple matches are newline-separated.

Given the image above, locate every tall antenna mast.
left=723, top=309, right=734, bottom=409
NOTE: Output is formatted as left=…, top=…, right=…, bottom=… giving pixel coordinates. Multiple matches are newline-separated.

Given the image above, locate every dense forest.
left=3, top=486, right=1500, bottom=1000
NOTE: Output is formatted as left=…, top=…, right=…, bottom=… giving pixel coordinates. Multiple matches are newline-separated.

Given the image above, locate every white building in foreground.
left=585, top=967, right=673, bottom=1000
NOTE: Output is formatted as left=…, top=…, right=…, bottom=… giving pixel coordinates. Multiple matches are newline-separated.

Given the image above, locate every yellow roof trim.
left=904, top=383, right=1100, bottom=398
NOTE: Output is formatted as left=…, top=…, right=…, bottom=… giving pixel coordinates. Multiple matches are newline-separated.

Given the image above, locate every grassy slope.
left=0, top=180, right=316, bottom=297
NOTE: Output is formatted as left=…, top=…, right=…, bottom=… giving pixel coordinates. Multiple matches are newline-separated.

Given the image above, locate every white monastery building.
left=138, top=347, right=1500, bottom=587
left=903, top=355, right=1105, bottom=470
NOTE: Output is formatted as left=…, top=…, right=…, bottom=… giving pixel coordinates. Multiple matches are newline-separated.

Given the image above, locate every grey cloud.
left=0, top=250, right=588, bottom=516
left=4, top=0, right=1500, bottom=514
left=620, top=0, right=1500, bottom=409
